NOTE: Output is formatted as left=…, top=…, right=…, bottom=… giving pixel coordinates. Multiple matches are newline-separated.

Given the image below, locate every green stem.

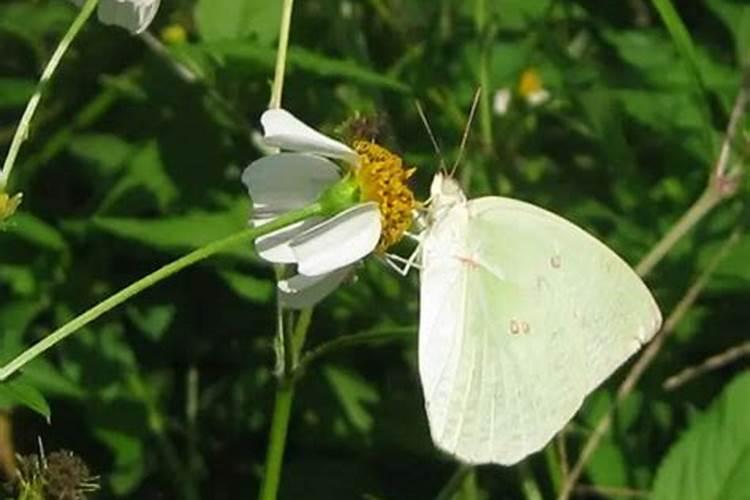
left=258, top=1, right=299, bottom=498
left=0, top=202, right=323, bottom=381
left=258, top=379, right=295, bottom=500
left=475, top=0, right=493, bottom=155
left=268, top=0, right=295, bottom=109
left=435, top=464, right=472, bottom=500
left=297, top=326, right=413, bottom=373
left=519, top=462, right=543, bottom=500
left=258, top=309, right=314, bottom=500
left=290, top=308, right=313, bottom=369
left=0, top=0, right=98, bottom=190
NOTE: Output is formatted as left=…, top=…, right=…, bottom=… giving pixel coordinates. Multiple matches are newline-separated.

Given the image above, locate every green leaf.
left=21, top=359, right=86, bottom=399
left=288, top=47, right=410, bottom=93
left=322, top=365, right=379, bottom=434
left=218, top=269, right=273, bottom=303
left=68, top=133, right=133, bottom=174
left=94, top=428, right=146, bottom=494
left=126, top=304, right=176, bottom=342
left=98, top=140, right=178, bottom=212
left=0, top=78, right=34, bottom=110
left=705, top=0, right=750, bottom=66
left=92, top=198, right=251, bottom=259
left=7, top=212, right=68, bottom=252
left=650, top=0, right=714, bottom=147
left=652, top=371, right=750, bottom=500
left=198, top=41, right=410, bottom=92
left=0, top=378, right=50, bottom=420
left=0, top=300, right=45, bottom=362
left=194, top=0, right=282, bottom=45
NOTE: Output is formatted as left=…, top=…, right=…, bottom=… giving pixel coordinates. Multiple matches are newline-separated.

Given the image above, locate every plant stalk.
left=0, top=202, right=323, bottom=381
left=269, top=0, right=295, bottom=110
left=0, top=0, right=98, bottom=190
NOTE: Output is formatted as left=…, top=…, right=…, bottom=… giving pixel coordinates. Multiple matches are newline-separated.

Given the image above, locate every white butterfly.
left=416, top=171, right=662, bottom=465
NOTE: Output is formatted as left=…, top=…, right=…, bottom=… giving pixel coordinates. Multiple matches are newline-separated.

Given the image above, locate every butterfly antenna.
left=415, top=100, right=448, bottom=174
left=450, top=87, right=482, bottom=177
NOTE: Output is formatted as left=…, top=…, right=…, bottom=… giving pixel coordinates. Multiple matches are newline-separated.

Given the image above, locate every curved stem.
left=0, top=202, right=323, bottom=381
left=0, top=0, right=98, bottom=190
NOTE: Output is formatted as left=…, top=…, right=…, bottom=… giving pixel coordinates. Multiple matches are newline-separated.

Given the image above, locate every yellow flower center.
left=353, top=140, right=415, bottom=253
left=518, top=68, right=543, bottom=98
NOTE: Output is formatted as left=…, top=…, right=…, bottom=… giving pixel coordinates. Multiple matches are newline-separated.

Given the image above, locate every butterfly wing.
left=418, top=196, right=661, bottom=465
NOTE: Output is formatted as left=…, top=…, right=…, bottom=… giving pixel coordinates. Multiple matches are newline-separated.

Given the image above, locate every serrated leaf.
left=652, top=371, right=750, bottom=500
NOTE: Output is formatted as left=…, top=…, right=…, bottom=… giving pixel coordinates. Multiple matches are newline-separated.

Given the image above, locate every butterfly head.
left=429, top=172, right=466, bottom=212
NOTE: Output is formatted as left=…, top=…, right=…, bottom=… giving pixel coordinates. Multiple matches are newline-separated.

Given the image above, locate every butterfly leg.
left=383, top=244, right=423, bottom=276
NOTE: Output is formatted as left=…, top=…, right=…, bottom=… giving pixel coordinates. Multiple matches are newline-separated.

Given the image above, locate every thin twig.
left=663, top=340, right=750, bottom=390
left=558, top=230, right=742, bottom=499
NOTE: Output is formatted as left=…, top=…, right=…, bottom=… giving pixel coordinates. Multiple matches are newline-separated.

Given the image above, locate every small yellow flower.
left=517, top=68, right=550, bottom=106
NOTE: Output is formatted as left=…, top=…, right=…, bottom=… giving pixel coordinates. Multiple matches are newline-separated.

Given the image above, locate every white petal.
left=525, top=89, right=550, bottom=106
left=291, top=203, right=381, bottom=276
left=98, top=0, right=160, bottom=34
left=278, top=266, right=353, bottom=308
left=254, top=217, right=323, bottom=263
left=261, top=109, right=358, bottom=164
left=243, top=153, right=339, bottom=263
left=242, top=153, right=340, bottom=219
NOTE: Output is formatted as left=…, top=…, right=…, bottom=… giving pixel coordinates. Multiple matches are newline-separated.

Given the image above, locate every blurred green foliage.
left=0, top=0, right=748, bottom=498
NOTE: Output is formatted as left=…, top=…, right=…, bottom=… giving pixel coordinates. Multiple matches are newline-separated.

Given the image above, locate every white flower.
left=242, top=109, right=388, bottom=308
left=493, top=69, right=551, bottom=116
left=70, top=0, right=160, bottom=34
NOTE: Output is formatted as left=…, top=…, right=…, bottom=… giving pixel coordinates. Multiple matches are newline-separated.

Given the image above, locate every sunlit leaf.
left=652, top=371, right=750, bottom=500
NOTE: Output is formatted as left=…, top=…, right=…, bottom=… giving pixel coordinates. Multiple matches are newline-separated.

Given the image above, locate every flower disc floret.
left=353, top=141, right=415, bottom=252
